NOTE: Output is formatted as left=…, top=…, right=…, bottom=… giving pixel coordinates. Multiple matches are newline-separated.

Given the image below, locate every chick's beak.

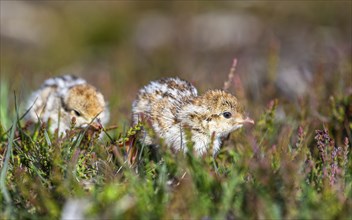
left=237, top=117, right=255, bottom=125
left=89, top=122, right=102, bottom=130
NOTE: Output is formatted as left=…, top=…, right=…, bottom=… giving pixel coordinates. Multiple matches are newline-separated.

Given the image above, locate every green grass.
left=0, top=77, right=351, bottom=219
left=0, top=78, right=10, bottom=130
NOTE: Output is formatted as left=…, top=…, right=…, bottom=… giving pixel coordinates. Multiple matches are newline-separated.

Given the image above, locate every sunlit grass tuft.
left=0, top=90, right=350, bottom=219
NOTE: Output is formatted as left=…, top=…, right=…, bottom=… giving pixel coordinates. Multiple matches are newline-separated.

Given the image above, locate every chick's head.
left=201, top=90, right=254, bottom=138
left=63, top=84, right=106, bottom=128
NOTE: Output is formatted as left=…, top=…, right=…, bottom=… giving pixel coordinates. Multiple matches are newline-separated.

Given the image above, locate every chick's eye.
left=73, top=110, right=81, bottom=117
left=223, top=112, right=232, bottom=119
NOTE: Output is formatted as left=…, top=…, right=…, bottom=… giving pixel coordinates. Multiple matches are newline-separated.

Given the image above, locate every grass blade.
left=0, top=115, right=17, bottom=204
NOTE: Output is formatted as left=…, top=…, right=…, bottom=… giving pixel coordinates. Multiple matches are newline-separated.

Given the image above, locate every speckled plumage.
left=26, top=75, right=109, bottom=134
left=132, top=77, right=253, bottom=155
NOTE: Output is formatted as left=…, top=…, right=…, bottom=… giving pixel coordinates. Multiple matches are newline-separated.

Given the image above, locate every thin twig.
left=223, top=58, right=238, bottom=92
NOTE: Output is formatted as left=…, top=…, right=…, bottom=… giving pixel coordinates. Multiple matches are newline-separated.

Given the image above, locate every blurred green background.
left=1, top=1, right=351, bottom=126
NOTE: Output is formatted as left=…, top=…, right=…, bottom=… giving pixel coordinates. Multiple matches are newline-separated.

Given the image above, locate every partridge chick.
left=132, top=77, right=253, bottom=155
left=26, top=75, right=109, bottom=134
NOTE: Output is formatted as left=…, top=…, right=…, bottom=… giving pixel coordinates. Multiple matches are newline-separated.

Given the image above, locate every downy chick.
left=26, top=75, right=109, bottom=134
left=132, top=77, right=253, bottom=155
